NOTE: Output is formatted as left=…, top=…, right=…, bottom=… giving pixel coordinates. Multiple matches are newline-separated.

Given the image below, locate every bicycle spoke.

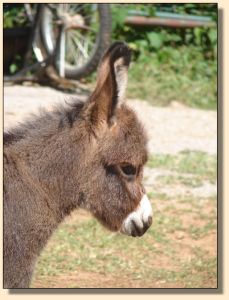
left=59, top=29, right=66, bottom=77
left=72, top=30, right=95, bottom=50
left=67, top=32, right=79, bottom=65
left=66, top=31, right=79, bottom=64
left=72, top=34, right=89, bottom=60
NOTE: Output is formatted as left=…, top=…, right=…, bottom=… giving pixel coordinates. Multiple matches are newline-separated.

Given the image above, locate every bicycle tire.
left=39, top=4, right=112, bottom=80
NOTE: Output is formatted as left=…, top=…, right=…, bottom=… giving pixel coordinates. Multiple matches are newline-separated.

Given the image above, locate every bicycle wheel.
left=40, top=4, right=111, bottom=79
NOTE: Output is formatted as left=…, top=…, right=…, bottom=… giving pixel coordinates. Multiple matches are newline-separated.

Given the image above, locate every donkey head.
left=78, top=42, right=153, bottom=237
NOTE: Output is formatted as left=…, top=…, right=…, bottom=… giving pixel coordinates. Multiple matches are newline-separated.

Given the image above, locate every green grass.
left=156, top=174, right=205, bottom=188
left=189, top=221, right=217, bottom=240
left=147, top=150, right=217, bottom=183
left=126, top=46, right=217, bottom=110
left=178, top=255, right=217, bottom=288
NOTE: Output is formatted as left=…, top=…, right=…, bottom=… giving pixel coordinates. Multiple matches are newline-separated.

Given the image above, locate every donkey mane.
left=4, top=99, right=86, bottom=146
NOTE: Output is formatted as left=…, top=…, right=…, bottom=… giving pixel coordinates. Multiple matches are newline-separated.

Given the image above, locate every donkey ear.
left=88, top=42, right=131, bottom=125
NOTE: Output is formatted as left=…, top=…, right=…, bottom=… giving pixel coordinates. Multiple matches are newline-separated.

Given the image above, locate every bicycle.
left=3, top=3, right=111, bottom=83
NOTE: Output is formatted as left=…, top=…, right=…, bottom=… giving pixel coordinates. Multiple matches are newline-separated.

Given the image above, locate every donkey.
left=3, top=42, right=153, bottom=288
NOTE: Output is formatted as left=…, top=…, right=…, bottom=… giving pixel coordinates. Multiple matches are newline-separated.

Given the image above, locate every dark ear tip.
left=107, top=41, right=132, bottom=67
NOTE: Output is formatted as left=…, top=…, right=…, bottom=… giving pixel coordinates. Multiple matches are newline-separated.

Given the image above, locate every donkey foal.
left=4, top=42, right=153, bottom=288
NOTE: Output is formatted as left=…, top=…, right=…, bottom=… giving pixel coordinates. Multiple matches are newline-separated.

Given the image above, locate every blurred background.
left=4, top=3, right=217, bottom=109
left=4, top=3, right=217, bottom=288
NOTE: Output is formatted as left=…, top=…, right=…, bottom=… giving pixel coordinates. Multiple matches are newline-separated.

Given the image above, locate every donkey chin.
left=121, top=194, right=153, bottom=237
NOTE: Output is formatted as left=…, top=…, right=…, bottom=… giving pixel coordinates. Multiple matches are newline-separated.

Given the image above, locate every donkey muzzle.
left=121, top=194, right=153, bottom=237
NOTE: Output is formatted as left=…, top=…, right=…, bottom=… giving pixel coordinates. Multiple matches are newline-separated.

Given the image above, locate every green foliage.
left=112, top=4, right=217, bottom=57
left=3, top=4, right=30, bottom=28
left=127, top=45, right=216, bottom=109
left=4, top=4, right=217, bottom=110
left=111, top=4, right=217, bottom=110
left=147, top=32, right=163, bottom=49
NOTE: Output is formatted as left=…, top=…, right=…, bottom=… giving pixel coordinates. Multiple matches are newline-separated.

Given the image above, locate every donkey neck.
left=4, top=109, right=89, bottom=222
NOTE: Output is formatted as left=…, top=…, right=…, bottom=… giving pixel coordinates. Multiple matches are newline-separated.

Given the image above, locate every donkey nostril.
left=131, top=220, right=142, bottom=237
left=148, top=216, right=152, bottom=226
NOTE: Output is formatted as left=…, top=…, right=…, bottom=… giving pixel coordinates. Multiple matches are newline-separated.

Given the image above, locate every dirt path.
left=4, top=85, right=216, bottom=155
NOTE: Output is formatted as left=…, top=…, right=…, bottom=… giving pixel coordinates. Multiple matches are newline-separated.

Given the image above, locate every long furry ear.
left=88, top=41, right=131, bottom=125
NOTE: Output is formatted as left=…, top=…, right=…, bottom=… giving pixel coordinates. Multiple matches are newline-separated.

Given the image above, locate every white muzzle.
left=121, top=194, right=153, bottom=237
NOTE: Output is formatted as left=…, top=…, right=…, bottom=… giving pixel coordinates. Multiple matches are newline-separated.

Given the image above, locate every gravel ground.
left=4, top=85, right=217, bottom=155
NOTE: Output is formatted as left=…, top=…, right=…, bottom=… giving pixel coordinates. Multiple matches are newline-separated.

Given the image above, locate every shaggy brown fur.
left=3, top=42, right=149, bottom=288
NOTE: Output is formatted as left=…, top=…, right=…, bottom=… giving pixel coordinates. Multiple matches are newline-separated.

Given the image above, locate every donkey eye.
left=121, top=165, right=137, bottom=176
